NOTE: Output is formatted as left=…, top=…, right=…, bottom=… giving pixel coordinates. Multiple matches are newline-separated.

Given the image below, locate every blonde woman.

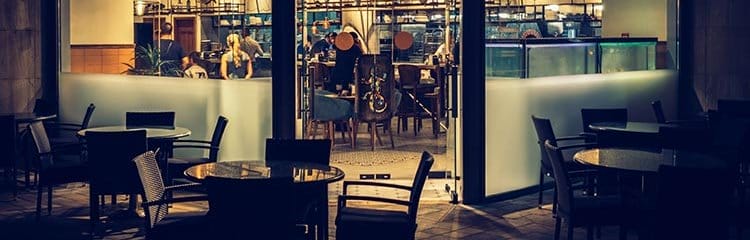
left=220, top=33, right=253, bottom=80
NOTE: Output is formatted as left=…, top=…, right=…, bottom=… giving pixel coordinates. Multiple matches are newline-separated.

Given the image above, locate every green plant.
left=122, top=44, right=182, bottom=76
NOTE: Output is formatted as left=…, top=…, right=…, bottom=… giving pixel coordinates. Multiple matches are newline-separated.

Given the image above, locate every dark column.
left=41, top=0, right=59, bottom=113
left=460, top=1, right=486, bottom=204
left=272, top=0, right=296, bottom=139
left=677, top=0, right=695, bottom=119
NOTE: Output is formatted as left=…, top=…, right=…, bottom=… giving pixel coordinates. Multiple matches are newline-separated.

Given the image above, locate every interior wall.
left=688, top=0, right=750, bottom=111
left=59, top=73, right=273, bottom=161
left=602, top=0, right=667, bottom=41
left=70, top=0, right=133, bottom=45
left=0, top=0, right=42, bottom=112
left=485, top=70, right=678, bottom=196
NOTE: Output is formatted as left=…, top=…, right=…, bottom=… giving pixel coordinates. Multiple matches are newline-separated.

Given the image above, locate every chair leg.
left=90, top=194, right=99, bottom=235
left=47, top=186, right=53, bottom=215
left=552, top=185, right=558, bottom=215
left=36, top=184, right=42, bottom=220
left=567, top=220, right=574, bottom=240
left=370, top=123, right=376, bottom=151
left=538, top=170, right=544, bottom=209
left=351, top=119, right=358, bottom=149
left=554, top=217, right=562, bottom=240
left=388, top=122, right=395, bottom=148
left=348, top=119, right=355, bottom=149
left=375, top=126, right=383, bottom=146
left=111, top=194, right=116, bottom=206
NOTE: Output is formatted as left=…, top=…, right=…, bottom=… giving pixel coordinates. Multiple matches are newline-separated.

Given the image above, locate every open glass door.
left=295, top=0, right=460, bottom=204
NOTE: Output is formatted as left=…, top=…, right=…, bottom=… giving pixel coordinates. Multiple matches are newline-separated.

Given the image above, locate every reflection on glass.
left=601, top=42, right=656, bottom=73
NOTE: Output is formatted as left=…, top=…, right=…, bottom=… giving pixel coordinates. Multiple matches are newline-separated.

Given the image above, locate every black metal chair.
left=133, top=151, right=208, bottom=239
left=1, top=115, right=17, bottom=196
left=204, top=176, right=301, bottom=240
left=531, top=115, right=596, bottom=211
left=545, top=140, right=630, bottom=240
left=266, top=138, right=331, bottom=240
left=396, top=64, right=431, bottom=136
left=125, top=111, right=175, bottom=127
left=655, top=165, right=733, bottom=240
left=85, top=129, right=147, bottom=231
left=47, top=103, right=95, bottom=145
left=651, top=100, right=667, bottom=123
left=335, top=151, right=434, bottom=240
left=27, top=121, right=87, bottom=220
left=168, top=116, right=228, bottom=178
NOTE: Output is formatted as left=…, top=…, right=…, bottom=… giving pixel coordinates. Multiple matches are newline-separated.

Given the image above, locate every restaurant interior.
left=3, top=0, right=750, bottom=239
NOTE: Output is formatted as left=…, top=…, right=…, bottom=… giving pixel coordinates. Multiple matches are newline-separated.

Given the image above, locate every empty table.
left=185, top=160, right=344, bottom=240
left=184, top=160, right=344, bottom=184
left=588, top=121, right=674, bottom=134
left=77, top=126, right=190, bottom=139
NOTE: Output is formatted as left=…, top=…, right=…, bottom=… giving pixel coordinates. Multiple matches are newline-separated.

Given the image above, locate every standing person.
left=158, top=22, right=188, bottom=76
left=311, top=32, right=337, bottom=54
left=332, top=32, right=363, bottom=94
left=220, top=33, right=253, bottom=80
left=241, top=35, right=265, bottom=62
left=183, top=52, right=208, bottom=79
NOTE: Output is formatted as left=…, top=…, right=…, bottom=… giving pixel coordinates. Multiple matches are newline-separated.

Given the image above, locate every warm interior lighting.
left=134, top=0, right=147, bottom=16
left=547, top=4, right=560, bottom=12
left=594, top=5, right=604, bottom=11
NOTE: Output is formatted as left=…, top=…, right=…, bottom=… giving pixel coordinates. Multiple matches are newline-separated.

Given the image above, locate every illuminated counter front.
left=485, top=38, right=657, bottom=78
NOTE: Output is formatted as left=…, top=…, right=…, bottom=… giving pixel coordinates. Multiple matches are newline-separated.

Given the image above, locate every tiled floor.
left=0, top=182, right=713, bottom=240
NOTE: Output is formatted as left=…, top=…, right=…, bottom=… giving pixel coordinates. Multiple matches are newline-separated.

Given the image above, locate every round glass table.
left=77, top=126, right=191, bottom=140
left=574, top=148, right=727, bottom=173
left=184, top=160, right=345, bottom=184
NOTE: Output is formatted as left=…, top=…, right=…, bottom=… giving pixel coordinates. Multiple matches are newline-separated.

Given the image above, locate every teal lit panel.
left=601, top=42, right=656, bottom=73
left=527, top=43, right=596, bottom=78
left=485, top=44, right=523, bottom=78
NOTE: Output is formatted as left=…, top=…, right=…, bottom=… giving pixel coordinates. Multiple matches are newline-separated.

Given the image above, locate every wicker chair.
left=27, top=121, right=87, bottom=220
left=125, top=111, right=175, bottom=128
left=168, top=116, right=229, bottom=179
left=335, top=151, right=434, bottom=240
left=47, top=103, right=95, bottom=145
left=133, top=151, right=208, bottom=239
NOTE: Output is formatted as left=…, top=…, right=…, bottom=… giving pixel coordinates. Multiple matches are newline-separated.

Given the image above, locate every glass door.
left=296, top=0, right=460, bottom=203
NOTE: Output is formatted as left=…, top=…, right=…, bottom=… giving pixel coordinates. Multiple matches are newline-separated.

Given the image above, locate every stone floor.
left=5, top=182, right=737, bottom=240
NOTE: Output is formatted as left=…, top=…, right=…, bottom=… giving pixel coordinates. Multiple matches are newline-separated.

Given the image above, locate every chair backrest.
left=311, top=62, right=330, bottom=86
left=718, top=99, right=750, bottom=118
left=398, top=64, right=421, bottom=89
left=80, top=103, right=96, bottom=129
left=407, top=151, right=435, bottom=222
left=265, top=138, right=331, bottom=165
left=544, top=141, right=573, bottom=217
left=656, top=165, right=733, bottom=239
left=132, top=151, right=167, bottom=229
left=125, top=111, right=175, bottom=128
left=204, top=176, right=296, bottom=239
left=208, top=116, right=229, bottom=162
left=580, top=108, right=628, bottom=133
left=652, top=100, right=666, bottom=123
left=86, top=130, right=147, bottom=195
left=0, top=115, right=17, bottom=168
left=531, top=115, right=557, bottom=173
left=33, top=99, right=54, bottom=115
left=658, top=126, right=712, bottom=151
left=28, top=121, right=56, bottom=170
left=357, top=54, right=395, bottom=122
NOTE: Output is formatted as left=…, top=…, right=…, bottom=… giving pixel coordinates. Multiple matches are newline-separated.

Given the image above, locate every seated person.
left=311, top=32, right=337, bottom=55
left=183, top=52, right=208, bottom=79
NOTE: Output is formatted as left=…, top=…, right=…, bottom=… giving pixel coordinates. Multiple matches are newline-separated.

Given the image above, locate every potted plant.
left=122, top=44, right=181, bottom=76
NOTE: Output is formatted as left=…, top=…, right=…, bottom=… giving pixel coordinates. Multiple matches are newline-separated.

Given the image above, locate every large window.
left=63, top=0, right=273, bottom=80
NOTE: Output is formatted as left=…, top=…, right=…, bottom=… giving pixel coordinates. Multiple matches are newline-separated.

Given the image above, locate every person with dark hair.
left=311, top=32, right=337, bottom=54
left=183, top=52, right=208, bottom=79
left=158, top=22, right=188, bottom=76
